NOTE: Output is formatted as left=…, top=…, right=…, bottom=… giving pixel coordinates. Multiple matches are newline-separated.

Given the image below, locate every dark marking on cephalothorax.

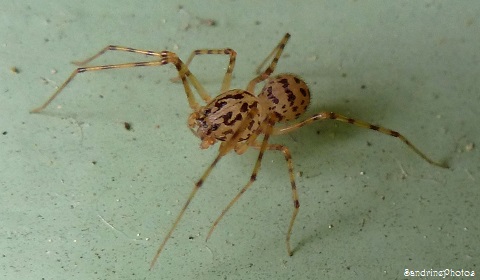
left=222, top=111, right=233, bottom=123
left=214, top=100, right=228, bottom=110
left=235, top=113, right=243, bottom=122
left=211, top=123, right=220, bottom=131
left=231, top=93, right=244, bottom=100
left=240, top=102, right=249, bottom=112
left=221, top=111, right=243, bottom=126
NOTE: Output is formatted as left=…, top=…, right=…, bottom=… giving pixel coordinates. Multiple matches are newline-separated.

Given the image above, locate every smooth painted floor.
left=1, top=1, right=479, bottom=279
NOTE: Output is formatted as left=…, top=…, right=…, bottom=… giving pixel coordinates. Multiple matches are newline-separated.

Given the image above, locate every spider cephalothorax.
left=188, top=90, right=265, bottom=149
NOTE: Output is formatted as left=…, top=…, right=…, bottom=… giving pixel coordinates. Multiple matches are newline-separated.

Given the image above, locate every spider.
left=31, top=33, right=448, bottom=269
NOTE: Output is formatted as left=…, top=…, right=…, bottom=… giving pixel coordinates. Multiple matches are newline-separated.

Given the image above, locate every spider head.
left=188, top=111, right=218, bottom=149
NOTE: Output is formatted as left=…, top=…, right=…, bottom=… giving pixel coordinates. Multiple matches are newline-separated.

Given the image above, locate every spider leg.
left=74, top=46, right=213, bottom=103
left=71, top=45, right=163, bottom=66
left=262, top=143, right=299, bottom=256
left=30, top=50, right=210, bottom=113
left=273, top=111, right=448, bottom=168
left=172, top=48, right=237, bottom=93
left=149, top=107, right=259, bottom=270
left=205, top=118, right=269, bottom=237
left=246, top=33, right=291, bottom=93
left=206, top=119, right=300, bottom=256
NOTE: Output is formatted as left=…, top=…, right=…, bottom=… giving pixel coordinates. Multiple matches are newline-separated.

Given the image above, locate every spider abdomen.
left=189, top=89, right=265, bottom=149
left=259, top=74, right=310, bottom=122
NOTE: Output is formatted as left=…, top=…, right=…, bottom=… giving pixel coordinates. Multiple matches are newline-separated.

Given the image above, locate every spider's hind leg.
left=247, top=33, right=291, bottom=92
left=274, top=111, right=448, bottom=168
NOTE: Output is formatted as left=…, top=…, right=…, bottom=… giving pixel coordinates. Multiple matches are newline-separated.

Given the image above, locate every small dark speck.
left=188, top=236, right=194, bottom=240
left=255, top=20, right=261, bottom=25
left=366, top=141, right=372, bottom=146
left=341, top=73, right=347, bottom=78
left=124, top=122, right=132, bottom=130
left=361, top=84, right=366, bottom=89
left=2, top=131, right=7, bottom=135
left=10, top=67, right=20, bottom=74
left=99, top=95, right=104, bottom=98
left=200, top=18, right=216, bottom=26
left=92, top=161, right=97, bottom=165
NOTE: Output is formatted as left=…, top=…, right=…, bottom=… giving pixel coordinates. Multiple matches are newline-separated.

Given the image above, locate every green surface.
left=1, top=1, right=479, bottom=279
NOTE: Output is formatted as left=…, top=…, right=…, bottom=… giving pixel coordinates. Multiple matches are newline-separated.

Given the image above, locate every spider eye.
left=211, top=123, right=220, bottom=131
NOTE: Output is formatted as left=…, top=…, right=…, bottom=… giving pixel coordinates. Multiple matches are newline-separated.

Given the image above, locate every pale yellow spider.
left=31, top=33, right=447, bottom=269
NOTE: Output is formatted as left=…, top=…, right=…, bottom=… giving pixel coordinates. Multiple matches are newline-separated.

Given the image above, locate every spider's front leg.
left=205, top=115, right=302, bottom=257
left=30, top=49, right=211, bottom=113
left=149, top=107, right=260, bottom=270
left=171, top=48, right=237, bottom=94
